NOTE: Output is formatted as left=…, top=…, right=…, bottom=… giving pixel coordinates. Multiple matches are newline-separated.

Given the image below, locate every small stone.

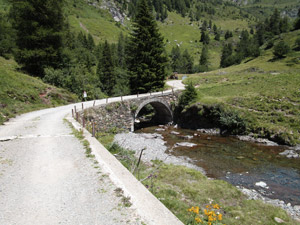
left=274, top=217, right=285, bottom=223
left=183, top=135, right=193, bottom=140
left=236, top=156, right=245, bottom=159
left=175, top=142, right=197, bottom=148
left=170, top=131, right=180, bottom=135
left=155, top=128, right=165, bottom=132
left=287, top=203, right=291, bottom=207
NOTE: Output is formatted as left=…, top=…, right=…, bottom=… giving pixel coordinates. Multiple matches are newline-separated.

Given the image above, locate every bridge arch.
left=132, top=98, right=173, bottom=131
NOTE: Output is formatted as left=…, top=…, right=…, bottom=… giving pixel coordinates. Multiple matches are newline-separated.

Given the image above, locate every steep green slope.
left=186, top=29, right=300, bottom=145
left=0, top=57, right=77, bottom=124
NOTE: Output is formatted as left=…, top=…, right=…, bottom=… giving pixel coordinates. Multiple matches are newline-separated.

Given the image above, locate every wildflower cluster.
left=187, top=204, right=225, bottom=225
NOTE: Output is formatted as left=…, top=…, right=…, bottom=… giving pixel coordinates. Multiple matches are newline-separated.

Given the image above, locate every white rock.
left=274, top=217, right=285, bottom=223
left=255, top=181, right=268, bottom=188
left=170, top=131, right=180, bottom=135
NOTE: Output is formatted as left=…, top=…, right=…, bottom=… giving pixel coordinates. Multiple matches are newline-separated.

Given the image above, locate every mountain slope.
left=186, top=29, right=300, bottom=145
left=0, top=57, right=77, bottom=124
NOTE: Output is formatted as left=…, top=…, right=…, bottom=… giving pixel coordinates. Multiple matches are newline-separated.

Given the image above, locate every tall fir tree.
left=199, top=44, right=209, bottom=71
left=127, top=0, right=167, bottom=94
left=10, top=0, right=65, bottom=77
left=295, top=8, right=300, bottom=30
left=97, top=41, right=116, bottom=96
left=220, top=43, right=233, bottom=68
left=181, top=49, right=193, bottom=74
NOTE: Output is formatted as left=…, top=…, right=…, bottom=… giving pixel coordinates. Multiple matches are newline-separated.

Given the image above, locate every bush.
left=178, top=82, right=198, bottom=110
left=273, top=40, right=290, bottom=58
left=218, top=109, right=247, bottom=135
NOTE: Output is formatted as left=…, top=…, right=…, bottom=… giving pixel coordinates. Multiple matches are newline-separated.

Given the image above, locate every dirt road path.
left=0, top=101, right=142, bottom=225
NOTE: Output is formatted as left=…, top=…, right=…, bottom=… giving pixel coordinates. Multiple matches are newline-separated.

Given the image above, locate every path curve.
left=0, top=87, right=184, bottom=225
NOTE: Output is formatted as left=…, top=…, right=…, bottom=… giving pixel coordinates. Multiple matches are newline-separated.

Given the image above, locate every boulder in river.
left=255, top=181, right=268, bottom=189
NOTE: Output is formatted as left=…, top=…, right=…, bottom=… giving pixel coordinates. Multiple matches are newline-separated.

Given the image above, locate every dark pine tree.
left=181, top=49, right=193, bottom=74
left=199, top=44, right=209, bottom=71
left=127, top=0, right=168, bottom=94
left=295, top=8, right=300, bottom=30
left=97, top=41, right=116, bottom=96
left=10, top=0, right=65, bottom=77
left=220, top=43, right=233, bottom=68
left=200, top=30, right=210, bottom=45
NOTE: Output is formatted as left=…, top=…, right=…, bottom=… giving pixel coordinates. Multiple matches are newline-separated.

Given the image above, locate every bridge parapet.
left=80, top=91, right=180, bottom=133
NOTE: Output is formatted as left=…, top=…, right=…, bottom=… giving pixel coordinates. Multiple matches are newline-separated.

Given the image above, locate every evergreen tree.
left=201, top=20, right=207, bottom=31
left=181, top=49, right=193, bottom=74
left=295, top=37, right=300, bottom=51
left=87, top=33, right=95, bottom=51
left=279, top=16, right=289, bottom=33
left=213, top=24, right=217, bottom=34
left=220, top=43, right=234, bottom=68
left=295, top=8, right=300, bottom=30
left=178, top=82, right=197, bottom=110
left=117, top=33, right=126, bottom=69
left=200, top=30, right=210, bottom=45
left=97, top=41, right=116, bottom=96
left=214, top=31, right=220, bottom=41
left=0, top=12, right=15, bottom=59
left=225, top=30, right=233, bottom=40
left=199, top=44, right=209, bottom=71
left=269, top=9, right=280, bottom=35
left=127, top=0, right=167, bottom=94
left=10, top=0, right=65, bottom=77
left=170, top=46, right=182, bottom=72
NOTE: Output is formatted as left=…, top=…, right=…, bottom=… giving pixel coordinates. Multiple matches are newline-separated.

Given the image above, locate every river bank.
left=114, top=129, right=300, bottom=221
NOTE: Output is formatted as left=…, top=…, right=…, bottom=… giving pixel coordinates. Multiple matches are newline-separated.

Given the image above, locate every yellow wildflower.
left=213, top=204, right=220, bottom=209
left=195, top=217, right=202, bottom=223
left=194, top=206, right=200, bottom=214
left=218, top=214, right=223, bottom=221
left=204, top=209, right=208, bottom=215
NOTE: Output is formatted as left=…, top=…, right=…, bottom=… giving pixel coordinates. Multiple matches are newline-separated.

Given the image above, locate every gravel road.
left=0, top=101, right=142, bottom=225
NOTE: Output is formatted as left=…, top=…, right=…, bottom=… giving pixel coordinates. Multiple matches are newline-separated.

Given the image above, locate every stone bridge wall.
left=79, top=92, right=180, bottom=133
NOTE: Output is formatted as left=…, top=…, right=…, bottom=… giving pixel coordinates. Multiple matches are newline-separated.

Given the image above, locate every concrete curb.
left=67, top=116, right=184, bottom=225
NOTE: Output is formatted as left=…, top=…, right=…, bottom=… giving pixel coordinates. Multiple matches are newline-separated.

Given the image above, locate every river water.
left=136, top=126, right=300, bottom=206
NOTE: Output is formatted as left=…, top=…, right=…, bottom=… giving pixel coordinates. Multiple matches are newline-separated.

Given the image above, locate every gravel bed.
left=114, top=132, right=205, bottom=174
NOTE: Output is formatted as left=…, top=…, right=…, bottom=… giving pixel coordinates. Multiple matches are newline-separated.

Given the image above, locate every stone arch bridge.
left=81, top=91, right=179, bottom=132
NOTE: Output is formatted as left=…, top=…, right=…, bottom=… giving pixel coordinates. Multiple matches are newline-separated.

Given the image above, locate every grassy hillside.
left=185, top=29, right=300, bottom=145
left=0, top=57, right=77, bottom=124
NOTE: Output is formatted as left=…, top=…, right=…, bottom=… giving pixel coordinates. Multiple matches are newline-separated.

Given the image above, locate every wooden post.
left=93, top=101, right=96, bottom=107
left=162, top=90, right=164, bottom=95
left=82, top=103, right=84, bottom=110
left=74, top=106, right=77, bottom=113
left=82, top=117, right=85, bottom=128
left=76, top=112, right=79, bottom=121
left=150, top=91, right=152, bottom=96
left=72, top=109, right=74, bottom=118
left=172, top=87, right=174, bottom=95
left=137, top=92, right=139, bottom=98
left=121, top=95, right=123, bottom=101
left=106, top=98, right=108, bottom=104
left=92, top=121, right=95, bottom=137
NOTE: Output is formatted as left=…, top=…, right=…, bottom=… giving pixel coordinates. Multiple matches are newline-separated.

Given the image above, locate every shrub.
left=178, top=82, right=198, bottom=110
left=273, top=40, right=290, bottom=58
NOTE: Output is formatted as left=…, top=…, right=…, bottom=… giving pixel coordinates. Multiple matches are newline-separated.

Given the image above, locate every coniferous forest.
left=0, top=0, right=299, bottom=99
